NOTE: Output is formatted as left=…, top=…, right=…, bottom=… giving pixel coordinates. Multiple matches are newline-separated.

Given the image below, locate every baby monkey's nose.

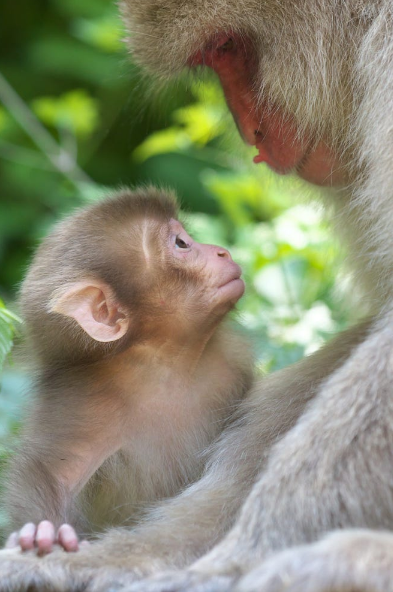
left=217, top=248, right=232, bottom=260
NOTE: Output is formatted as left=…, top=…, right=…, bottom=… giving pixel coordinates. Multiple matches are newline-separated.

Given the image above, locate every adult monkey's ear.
left=49, top=280, right=130, bottom=342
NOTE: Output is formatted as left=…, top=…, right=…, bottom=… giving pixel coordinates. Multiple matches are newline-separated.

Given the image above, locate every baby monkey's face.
left=43, top=202, right=245, bottom=349
left=165, top=218, right=244, bottom=314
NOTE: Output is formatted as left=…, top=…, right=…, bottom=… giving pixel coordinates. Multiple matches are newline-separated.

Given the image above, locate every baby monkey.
left=4, top=187, right=252, bottom=554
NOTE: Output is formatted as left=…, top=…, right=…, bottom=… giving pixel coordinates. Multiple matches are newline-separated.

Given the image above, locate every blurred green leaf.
left=72, top=16, right=123, bottom=53
left=134, top=129, right=192, bottom=162
left=28, top=36, right=122, bottom=86
left=32, top=89, right=99, bottom=137
left=173, top=103, right=226, bottom=145
left=0, top=108, right=8, bottom=133
left=133, top=82, right=227, bottom=163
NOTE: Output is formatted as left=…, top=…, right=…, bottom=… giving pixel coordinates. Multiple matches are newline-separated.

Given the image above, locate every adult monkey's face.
left=121, top=0, right=364, bottom=187
left=189, top=33, right=342, bottom=187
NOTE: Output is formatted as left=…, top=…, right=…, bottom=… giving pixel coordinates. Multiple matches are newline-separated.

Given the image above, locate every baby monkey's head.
left=21, top=187, right=244, bottom=366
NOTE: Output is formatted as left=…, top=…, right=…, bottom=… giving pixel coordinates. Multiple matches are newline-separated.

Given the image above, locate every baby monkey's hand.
left=5, top=521, right=88, bottom=554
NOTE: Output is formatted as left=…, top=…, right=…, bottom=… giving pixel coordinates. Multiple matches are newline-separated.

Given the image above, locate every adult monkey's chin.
left=189, top=33, right=344, bottom=187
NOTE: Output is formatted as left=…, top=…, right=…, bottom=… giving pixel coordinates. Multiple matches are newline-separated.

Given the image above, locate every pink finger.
left=57, top=524, right=79, bottom=552
left=36, top=520, right=56, bottom=555
left=5, top=532, right=19, bottom=548
left=19, top=522, right=37, bottom=551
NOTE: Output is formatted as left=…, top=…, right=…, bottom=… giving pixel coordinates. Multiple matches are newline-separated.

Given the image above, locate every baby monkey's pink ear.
left=49, top=281, right=129, bottom=342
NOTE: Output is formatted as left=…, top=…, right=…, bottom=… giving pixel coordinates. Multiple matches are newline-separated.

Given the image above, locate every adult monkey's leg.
left=236, top=530, right=393, bottom=592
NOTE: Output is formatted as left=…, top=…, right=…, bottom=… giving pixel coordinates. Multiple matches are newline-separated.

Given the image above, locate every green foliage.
left=186, top=205, right=341, bottom=372
left=134, top=83, right=227, bottom=161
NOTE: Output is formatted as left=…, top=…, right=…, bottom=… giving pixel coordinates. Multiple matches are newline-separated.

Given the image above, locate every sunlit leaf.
left=133, top=82, right=228, bottom=163
left=133, top=129, right=192, bottom=162
left=173, top=104, right=226, bottom=145
left=191, top=80, right=226, bottom=105
left=32, top=90, right=99, bottom=137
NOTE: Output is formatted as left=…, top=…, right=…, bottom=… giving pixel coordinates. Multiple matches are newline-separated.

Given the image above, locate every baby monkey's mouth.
left=217, top=261, right=243, bottom=290
left=189, top=34, right=343, bottom=187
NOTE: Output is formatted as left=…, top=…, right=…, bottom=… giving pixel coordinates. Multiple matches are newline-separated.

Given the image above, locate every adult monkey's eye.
left=175, top=236, right=190, bottom=249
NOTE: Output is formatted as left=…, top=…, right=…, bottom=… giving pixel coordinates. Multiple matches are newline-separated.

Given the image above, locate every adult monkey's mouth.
left=189, top=34, right=343, bottom=187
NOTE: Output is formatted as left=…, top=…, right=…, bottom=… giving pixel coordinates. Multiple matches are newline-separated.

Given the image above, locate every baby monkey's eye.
left=175, top=236, right=190, bottom=249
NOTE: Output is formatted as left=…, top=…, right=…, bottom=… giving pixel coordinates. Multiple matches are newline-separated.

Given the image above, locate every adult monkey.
left=1, top=1, right=393, bottom=591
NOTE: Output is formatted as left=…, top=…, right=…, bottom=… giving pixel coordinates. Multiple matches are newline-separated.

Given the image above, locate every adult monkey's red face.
left=189, top=34, right=343, bottom=187
left=121, top=0, right=362, bottom=187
